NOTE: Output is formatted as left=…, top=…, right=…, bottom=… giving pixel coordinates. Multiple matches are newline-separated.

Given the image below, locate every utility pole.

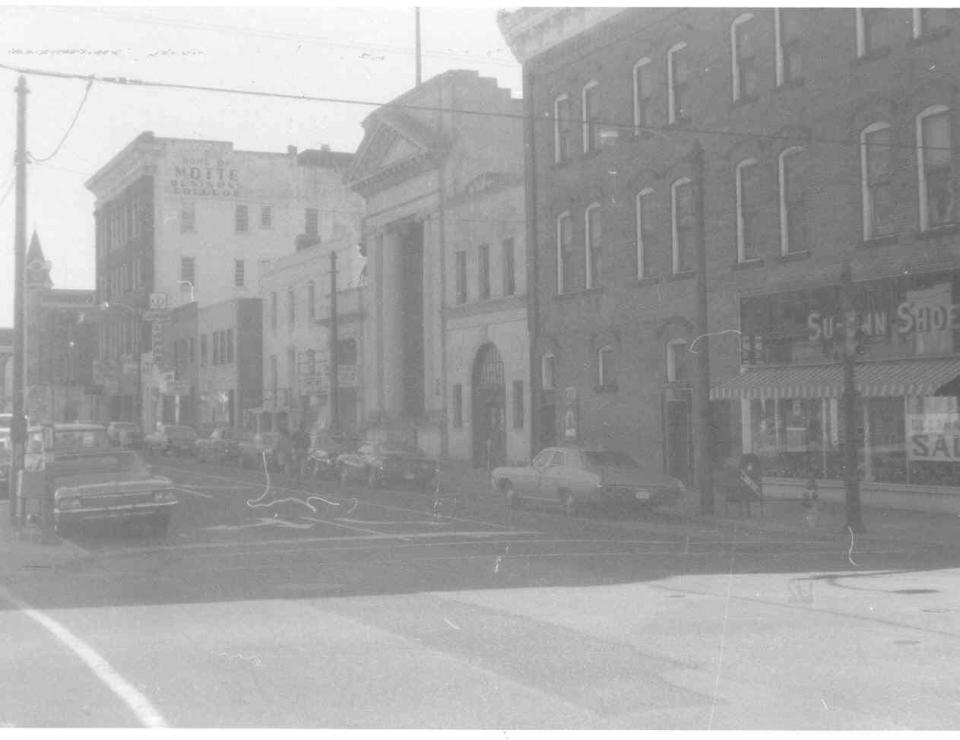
left=329, top=250, right=340, bottom=436
left=415, top=8, right=422, bottom=86
left=522, top=67, right=540, bottom=455
left=11, top=75, right=28, bottom=526
left=839, top=262, right=865, bottom=533
left=691, top=139, right=714, bottom=515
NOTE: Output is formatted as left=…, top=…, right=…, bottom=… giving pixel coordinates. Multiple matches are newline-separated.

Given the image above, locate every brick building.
left=500, top=8, right=960, bottom=509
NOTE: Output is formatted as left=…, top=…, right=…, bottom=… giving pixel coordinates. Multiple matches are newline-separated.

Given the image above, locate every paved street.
left=1, top=457, right=960, bottom=729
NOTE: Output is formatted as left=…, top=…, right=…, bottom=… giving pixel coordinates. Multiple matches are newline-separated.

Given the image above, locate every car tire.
left=561, top=490, right=579, bottom=517
left=366, top=467, right=380, bottom=489
left=503, top=481, right=520, bottom=508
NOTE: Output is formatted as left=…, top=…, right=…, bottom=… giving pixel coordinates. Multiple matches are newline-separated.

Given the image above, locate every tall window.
left=270, top=291, right=278, bottom=331
left=234, top=259, right=245, bottom=287
left=452, top=384, right=463, bottom=428
left=597, top=346, right=615, bottom=388
left=731, top=13, right=757, bottom=102
left=917, top=106, right=954, bottom=231
left=736, top=159, right=760, bottom=262
left=671, top=178, right=694, bottom=273
left=287, top=288, right=296, bottom=326
left=180, top=256, right=195, bottom=284
left=454, top=250, right=467, bottom=305
left=667, top=42, right=689, bottom=125
left=635, top=188, right=655, bottom=279
left=861, top=122, right=895, bottom=240
left=200, top=334, right=208, bottom=367
left=632, top=58, right=652, bottom=129
left=260, top=206, right=273, bottom=229
left=581, top=81, right=600, bottom=154
left=585, top=203, right=601, bottom=289
left=512, top=380, right=525, bottom=429
left=556, top=212, right=573, bottom=294
left=180, top=201, right=196, bottom=233
left=502, top=238, right=516, bottom=296
left=541, top=353, right=556, bottom=390
left=779, top=146, right=807, bottom=255
left=775, top=8, right=802, bottom=86
left=226, top=329, right=234, bottom=364
left=235, top=204, right=248, bottom=233
left=478, top=243, right=490, bottom=300
left=307, top=280, right=316, bottom=322
left=305, top=208, right=319, bottom=238
left=554, top=94, right=571, bottom=164
left=857, top=9, right=890, bottom=58
left=666, top=339, right=689, bottom=383
left=270, top=355, right=278, bottom=399
left=913, top=8, right=951, bottom=39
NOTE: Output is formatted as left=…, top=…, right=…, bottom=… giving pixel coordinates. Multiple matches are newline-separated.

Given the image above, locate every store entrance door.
left=472, top=342, right=506, bottom=468
left=664, top=389, right=693, bottom=484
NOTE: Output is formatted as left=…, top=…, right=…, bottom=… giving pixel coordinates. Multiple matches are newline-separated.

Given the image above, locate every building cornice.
left=497, top=7, right=628, bottom=64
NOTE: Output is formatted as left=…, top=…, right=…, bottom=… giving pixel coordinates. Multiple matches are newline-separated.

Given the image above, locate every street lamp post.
left=102, top=301, right=142, bottom=430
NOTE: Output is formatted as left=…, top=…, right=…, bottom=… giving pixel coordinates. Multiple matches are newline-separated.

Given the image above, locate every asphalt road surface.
left=1, top=455, right=959, bottom=729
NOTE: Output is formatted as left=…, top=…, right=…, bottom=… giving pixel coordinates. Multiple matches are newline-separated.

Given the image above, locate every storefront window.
left=907, top=396, right=960, bottom=486
left=748, top=398, right=838, bottom=479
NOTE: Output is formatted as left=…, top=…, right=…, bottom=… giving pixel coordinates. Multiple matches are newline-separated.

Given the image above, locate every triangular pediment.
left=380, top=135, right=421, bottom=168
left=346, top=111, right=448, bottom=194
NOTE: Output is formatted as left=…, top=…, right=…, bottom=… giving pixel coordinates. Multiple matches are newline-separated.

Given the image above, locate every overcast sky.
left=0, top=3, right=522, bottom=325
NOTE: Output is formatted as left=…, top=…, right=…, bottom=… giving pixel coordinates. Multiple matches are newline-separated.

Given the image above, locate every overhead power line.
left=28, top=77, right=94, bottom=163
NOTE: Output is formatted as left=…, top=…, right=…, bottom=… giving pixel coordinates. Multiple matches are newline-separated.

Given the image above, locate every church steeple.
left=26, top=229, right=45, bottom=264
left=25, top=229, right=52, bottom=290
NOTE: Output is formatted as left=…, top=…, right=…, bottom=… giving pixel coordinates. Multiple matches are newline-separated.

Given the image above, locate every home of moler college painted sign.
left=167, top=156, right=240, bottom=198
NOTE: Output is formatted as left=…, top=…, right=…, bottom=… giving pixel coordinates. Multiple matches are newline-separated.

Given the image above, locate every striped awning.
left=710, top=357, right=960, bottom=400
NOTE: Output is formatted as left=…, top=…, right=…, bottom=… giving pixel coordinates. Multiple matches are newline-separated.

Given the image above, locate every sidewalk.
left=438, top=461, right=960, bottom=549
left=0, top=501, right=88, bottom=574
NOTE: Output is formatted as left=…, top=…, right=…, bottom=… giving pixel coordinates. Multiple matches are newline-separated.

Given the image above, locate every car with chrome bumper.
left=491, top=446, right=685, bottom=516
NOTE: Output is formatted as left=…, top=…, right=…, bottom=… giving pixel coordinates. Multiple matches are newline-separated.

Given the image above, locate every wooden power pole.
left=329, top=250, right=339, bottom=436
left=11, top=75, right=28, bottom=526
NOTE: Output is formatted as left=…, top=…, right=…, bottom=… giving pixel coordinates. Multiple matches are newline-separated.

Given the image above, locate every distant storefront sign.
left=166, top=155, right=240, bottom=198
left=740, top=269, right=960, bottom=366
left=907, top=409, right=960, bottom=461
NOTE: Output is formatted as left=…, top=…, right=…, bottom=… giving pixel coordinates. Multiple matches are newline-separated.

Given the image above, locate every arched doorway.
left=472, top=342, right=506, bottom=468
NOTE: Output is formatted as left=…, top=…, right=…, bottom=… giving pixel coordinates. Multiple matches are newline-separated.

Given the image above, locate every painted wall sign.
left=907, top=412, right=960, bottom=462
left=167, top=157, right=240, bottom=198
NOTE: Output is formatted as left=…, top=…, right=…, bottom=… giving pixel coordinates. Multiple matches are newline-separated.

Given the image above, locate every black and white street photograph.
left=2, top=3, right=960, bottom=731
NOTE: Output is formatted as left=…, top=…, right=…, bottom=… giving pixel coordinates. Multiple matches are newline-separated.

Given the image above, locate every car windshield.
left=49, top=450, right=149, bottom=477
left=582, top=451, right=640, bottom=468
left=54, top=429, right=112, bottom=451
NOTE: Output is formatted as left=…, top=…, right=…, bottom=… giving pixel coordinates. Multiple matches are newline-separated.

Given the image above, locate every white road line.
left=0, top=584, right=168, bottom=728
left=300, top=515, right=406, bottom=539
left=171, top=486, right=215, bottom=500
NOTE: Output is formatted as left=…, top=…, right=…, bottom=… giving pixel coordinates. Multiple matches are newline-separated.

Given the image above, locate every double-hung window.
left=455, top=250, right=467, bottom=305
left=666, top=339, right=689, bottom=383
left=556, top=212, right=573, bottom=294
left=917, top=106, right=953, bottom=231
left=554, top=94, right=571, bottom=164
left=671, top=178, right=694, bottom=273
left=584, top=203, right=601, bottom=289
left=632, top=58, right=652, bottom=130
left=541, top=353, right=556, bottom=390
left=856, top=9, right=890, bottom=58
left=180, top=201, right=196, bottom=233
left=597, top=346, right=615, bottom=389
left=779, top=147, right=807, bottom=255
left=861, top=122, right=895, bottom=240
left=731, top=13, right=757, bottom=102
left=581, top=81, right=600, bottom=154
left=775, top=9, right=802, bottom=86
left=478, top=243, right=490, bottom=300
left=667, top=42, right=689, bottom=125
left=234, top=259, right=245, bottom=287
left=502, top=238, right=515, bottom=296
left=736, top=159, right=760, bottom=262
left=635, top=188, right=655, bottom=279
left=235, top=205, right=248, bottom=233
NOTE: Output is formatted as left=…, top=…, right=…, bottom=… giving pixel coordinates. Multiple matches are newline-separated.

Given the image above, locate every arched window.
left=581, top=81, right=600, bottom=154
left=556, top=211, right=572, bottom=294
left=730, top=13, right=757, bottom=102
left=666, top=339, right=689, bottom=383
left=667, top=42, right=689, bottom=124
left=553, top=94, right=571, bottom=164
left=584, top=203, right=602, bottom=289
left=671, top=177, right=694, bottom=273
left=735, top=158, right=760, bottom=262
left=774, top=9, right=802, bottom=87
left=632, top=58, right=652, bottom=129
left=635, top=188, right=655, bottom=279
left=856, top=9, right=889, bottom=58
left=597, top=345, right=615, bottom=389
left=860, top=122, right=894, bottom=240
left=541, top=353, right=556, bottom=390
left=916, top=105, right=953, bottom=231
left=779, top=146, right=806, bottom=255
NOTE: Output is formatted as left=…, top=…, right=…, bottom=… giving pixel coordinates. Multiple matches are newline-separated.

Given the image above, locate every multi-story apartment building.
left=85, top=133, right=361, bottom=430
left=259, top=237, right=365, bottom=436
left=346, top=70, right=529, bottom=463
left=500, top=7, right=960, bottom=510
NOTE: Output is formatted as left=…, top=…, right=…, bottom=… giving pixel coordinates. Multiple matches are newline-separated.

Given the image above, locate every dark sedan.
left=337, top=441, right=438, bottom=490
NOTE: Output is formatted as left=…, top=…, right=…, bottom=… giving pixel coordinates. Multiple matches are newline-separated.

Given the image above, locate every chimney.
left=287, top=145, right=298, bottom=155
left=321, top=144, right=331, bottom=152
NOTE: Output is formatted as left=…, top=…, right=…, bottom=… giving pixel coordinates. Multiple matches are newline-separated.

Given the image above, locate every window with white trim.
left=553, top=94, right=571, bottom=164
left=913, top=8, right=951, bottom=39
left=775, top=9, right=803, bottom=86
left=597, top=345, right=615, bottom=388
left=234, top=259, right=245, bottom=287
left=735, top=158, right=760, bottom=262
left=671, top=178, right=694, bottom=273
left=856, top=8, right=890, bottom=58
left=860, top=122, right=895, bottom=240
left=917, top=105, right=953, bottom=231
left=635, top=188, right=655, bottom=279
left=556, top=212, right=573, bottom=294
left=667, top=42, right=689, bottom=124
left=779, top=146, right=807, bottom=255
left=666, top=339, right=689, bottom=383
left=584, top=203, right=601, bottom=289
left=632, top=58, right=652, bottom=129
left=541, top=353, right=556, bottom=390
left=731, top=13, right=757, bottom=102
left=581, top=81, right=600, bottom=154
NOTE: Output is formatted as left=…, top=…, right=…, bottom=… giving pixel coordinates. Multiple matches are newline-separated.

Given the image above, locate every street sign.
left=143, top=310, right=170, bottom=322
left=149, top=292, right=168, bottom=310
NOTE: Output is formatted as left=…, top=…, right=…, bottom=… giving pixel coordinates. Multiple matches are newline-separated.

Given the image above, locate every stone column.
left=380, top=226, right=406, bottom=419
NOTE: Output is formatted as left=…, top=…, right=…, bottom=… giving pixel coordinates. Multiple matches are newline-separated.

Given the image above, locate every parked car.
left=491, top=446, right=685, bottom=516
left=337, top=440, right=438, bottom=490
left=238, top=431, right=293, bottom=472
left=303, top=433, right=359, bottom=479
left=41, top=423, right=177, bottom=536
left=106, top=421, right=143, bottom=449
left=144, top=424, right=198, bottom=457
left=195, top=426, right=241, bottom=464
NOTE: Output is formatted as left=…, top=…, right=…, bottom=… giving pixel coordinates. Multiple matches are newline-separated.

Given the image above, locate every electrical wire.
left=28, top=77, right=94, bottom=163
